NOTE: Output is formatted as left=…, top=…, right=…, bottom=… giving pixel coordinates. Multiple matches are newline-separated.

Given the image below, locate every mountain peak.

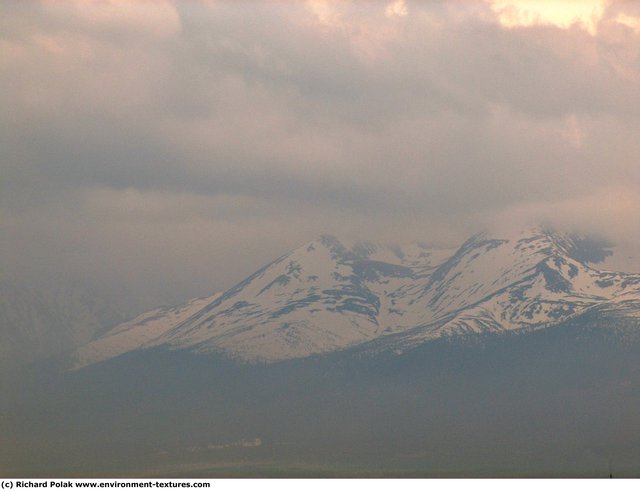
left=475, top=226, right=614, bottom=264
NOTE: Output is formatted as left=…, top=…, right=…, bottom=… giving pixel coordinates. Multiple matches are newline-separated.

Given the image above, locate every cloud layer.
left=2, top=0, right=640, bottom=305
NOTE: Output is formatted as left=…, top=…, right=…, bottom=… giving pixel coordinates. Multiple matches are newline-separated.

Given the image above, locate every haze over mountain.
left=0, top=277, right=136, bottom=370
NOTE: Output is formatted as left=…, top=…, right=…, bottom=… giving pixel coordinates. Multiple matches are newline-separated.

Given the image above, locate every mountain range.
left=5, top=226, right=640, bottom=477
left=73, top=227, right=640, bottom=368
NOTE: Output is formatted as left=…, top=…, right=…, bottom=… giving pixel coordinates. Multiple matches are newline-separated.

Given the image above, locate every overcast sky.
left=2, top=0, right=640, bottom=306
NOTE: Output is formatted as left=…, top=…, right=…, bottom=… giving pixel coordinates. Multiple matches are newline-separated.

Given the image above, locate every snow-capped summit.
left=73, top=228, right=640, bottom=368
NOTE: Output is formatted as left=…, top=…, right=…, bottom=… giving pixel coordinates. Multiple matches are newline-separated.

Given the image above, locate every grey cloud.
left=2, top=0, right=640, bottom=307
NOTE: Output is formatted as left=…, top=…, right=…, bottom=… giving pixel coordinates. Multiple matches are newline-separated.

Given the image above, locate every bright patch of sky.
left=489, top=0, right=606, bottom=34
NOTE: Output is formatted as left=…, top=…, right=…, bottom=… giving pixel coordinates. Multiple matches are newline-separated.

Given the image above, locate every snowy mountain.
left=73, top=228, right=640, bottom=368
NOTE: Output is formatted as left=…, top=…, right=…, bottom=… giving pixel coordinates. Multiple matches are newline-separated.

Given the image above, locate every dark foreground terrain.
left=2, top=317, right=640, bottom=477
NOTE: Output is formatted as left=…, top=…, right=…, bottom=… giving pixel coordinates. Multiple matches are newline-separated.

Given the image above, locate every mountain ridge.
left=72, top=227, right=640, bottom=368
